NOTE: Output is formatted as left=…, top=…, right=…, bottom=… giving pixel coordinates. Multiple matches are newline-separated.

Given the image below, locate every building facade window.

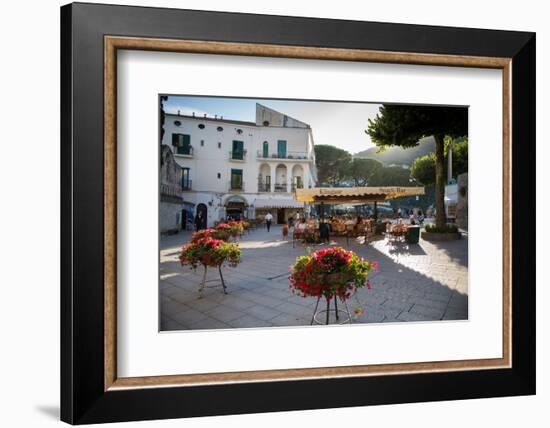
left=277, top=140, right=287, bottom=158
left=181, top=168, right=191, bottom=190
left=172, top=133, right=192, bottom=155
left=262, top=141, right=269, bottom=158
left=230, top=169, right=243, bottom=190
left=232, top=140, right=244, bottom=160
left=218, top=142, right=222, bottom=149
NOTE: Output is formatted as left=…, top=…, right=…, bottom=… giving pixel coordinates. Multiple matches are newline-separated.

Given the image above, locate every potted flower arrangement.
left=191, top=228, right=230, bottom=242
left=217, top=220, right=244, bottom=239
left=180, top=237, right=241, bottom=296
left=289, top=247, right=377, bottom=324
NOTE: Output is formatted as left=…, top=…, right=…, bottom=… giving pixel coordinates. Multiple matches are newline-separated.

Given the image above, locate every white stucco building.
left=161, top=103, right=318, bottom=228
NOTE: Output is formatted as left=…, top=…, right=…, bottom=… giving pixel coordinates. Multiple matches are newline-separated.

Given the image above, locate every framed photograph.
left=61, top=2, right=535, bottom=424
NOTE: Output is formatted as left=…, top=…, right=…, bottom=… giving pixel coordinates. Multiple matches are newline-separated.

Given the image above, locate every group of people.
left=395, top=207, right=425, bottom=225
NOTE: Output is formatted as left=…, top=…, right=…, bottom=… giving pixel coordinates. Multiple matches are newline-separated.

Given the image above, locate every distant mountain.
left=354, top=136, right=435, bottom=167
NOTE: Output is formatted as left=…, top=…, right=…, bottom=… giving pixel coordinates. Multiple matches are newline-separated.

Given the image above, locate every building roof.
left=165, top=103, right=310, bottom=129
left=166, top=113, right=256, bottom=127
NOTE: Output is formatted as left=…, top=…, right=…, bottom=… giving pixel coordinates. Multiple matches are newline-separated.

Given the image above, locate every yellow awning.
left=294, top=186, right=425, bottom=204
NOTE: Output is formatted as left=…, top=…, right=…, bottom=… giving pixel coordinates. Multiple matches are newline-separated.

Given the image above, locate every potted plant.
left=191, top=228, right=230, bottom=242
left=421, top=223, right=461, bottom=241
left=289, top=247, right=378, bottom=324
left=216, top=221, right=244, bottom=239
left=180, top=237, right=241, bottom=296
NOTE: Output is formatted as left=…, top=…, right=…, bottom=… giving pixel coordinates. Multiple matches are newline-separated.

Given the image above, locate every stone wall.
left=160, top=145, right=183, bottom=234
left=456, top=172, right=468, bottom=230
left=160, top=201, right=182, bottom=234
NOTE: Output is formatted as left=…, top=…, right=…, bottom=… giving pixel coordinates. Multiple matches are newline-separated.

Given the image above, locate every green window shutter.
left=172, top=133, right=179, bottom=147
left=183, top=134, right=191, bottom=147
left=231, top=169, right=243, bottom=189
left=176, top=134, right=191, bottom=155
left=277, top=140, right=287, bottom=158
left=263, top=141, right=269, bottom=158
left=232, top=140, right=244, bottom=159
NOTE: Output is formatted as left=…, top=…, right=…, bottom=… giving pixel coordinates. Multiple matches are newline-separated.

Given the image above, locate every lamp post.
left=447, top=140, right=454, bottom=184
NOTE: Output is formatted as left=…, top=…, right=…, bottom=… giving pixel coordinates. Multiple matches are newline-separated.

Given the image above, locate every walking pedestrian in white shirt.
left=265, top=212, right=273, bottom=232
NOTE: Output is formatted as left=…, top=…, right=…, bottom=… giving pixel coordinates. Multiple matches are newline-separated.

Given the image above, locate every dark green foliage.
left=348, top=158, right=384, bottom=186
left=366, top=105, right=468, bottom=228
left=410, top=138, right=468, bottom=185
left=367, top=165, right=411, bottom=187
left=425, top=224, right=458, bottom=233
left=314, top=145, right=351, bottom=185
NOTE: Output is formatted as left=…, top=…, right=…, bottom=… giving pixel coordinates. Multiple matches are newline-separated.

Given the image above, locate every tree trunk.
left=434, top=135, right=447, bottom=228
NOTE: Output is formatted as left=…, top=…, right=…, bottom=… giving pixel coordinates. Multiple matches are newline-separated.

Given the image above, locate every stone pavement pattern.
left=160, top=226, right=468, bottom=331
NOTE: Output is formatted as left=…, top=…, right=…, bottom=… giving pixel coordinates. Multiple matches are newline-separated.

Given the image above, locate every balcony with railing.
left=258, top=181, right=271, bottom=192
left=256, top=150, right=310, bottom=161
left=290, top=182, right=304, bottom=192
left=229, top=181, right=245, bottom=192
left=181, top=179, right=192, bottom=191
left=174, top=145, right=194, bottom=158
left=229, top=149, right=247, bottom=161
left=274, top=183, right=287, bottom=193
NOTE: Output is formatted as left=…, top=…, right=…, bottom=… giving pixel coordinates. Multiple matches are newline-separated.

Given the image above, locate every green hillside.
left=354, top=136, right=435, bottom=167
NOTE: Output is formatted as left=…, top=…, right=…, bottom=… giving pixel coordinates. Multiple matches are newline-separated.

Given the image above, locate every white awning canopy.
left=294, top=186, right=425, bottom=204
left=254, top=198, right=304, bottom=209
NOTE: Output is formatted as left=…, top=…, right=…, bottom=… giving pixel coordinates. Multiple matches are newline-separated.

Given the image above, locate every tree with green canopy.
left=348, top=158, right=384, bottom=186
left=366, top=105, right=467, bottom=227
left=410, top=138, right=468, bottom=185
left=367, top=165, right=411, bottom=187
left=410, top=153, right=437, bottom=185
left=314, top=145, right=352, bottom=186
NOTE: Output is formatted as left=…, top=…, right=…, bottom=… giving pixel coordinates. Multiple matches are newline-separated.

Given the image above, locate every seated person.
left=297, top=219, right=308, bottom=231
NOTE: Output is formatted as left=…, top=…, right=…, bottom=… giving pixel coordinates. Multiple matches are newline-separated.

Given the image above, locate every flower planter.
left=289, top=247, right=377, bottom=324
left=179, top=237, right=241, bottom=296
left=421, top=231, right=461, bottom=241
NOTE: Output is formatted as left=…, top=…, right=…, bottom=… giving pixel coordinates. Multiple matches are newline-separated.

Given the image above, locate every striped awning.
left=254, top=198, right=304, bottom=209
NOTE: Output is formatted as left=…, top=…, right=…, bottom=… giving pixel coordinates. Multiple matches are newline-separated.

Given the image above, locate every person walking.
left=265, top=212, right=273, bottom=232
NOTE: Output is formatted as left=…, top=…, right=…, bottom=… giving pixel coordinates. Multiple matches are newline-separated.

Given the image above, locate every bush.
left=424, top=224, right=458, bottom=233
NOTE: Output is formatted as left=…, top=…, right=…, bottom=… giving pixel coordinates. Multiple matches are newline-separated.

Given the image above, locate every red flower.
left=289, top=247, right=377, bottom=301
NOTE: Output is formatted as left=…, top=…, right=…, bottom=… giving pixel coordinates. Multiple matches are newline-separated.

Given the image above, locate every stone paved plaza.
left=160, top=225, right=468, bottom=331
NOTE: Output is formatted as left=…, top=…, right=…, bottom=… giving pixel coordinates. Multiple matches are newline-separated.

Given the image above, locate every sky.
left=163, top=95, right=382, bottom=154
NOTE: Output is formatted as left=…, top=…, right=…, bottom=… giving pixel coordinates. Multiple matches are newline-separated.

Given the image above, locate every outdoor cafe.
left=292, top=186, right=425, bottom=245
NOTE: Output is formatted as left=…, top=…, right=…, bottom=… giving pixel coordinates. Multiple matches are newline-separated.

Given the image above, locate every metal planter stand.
left=310, top=295, right=352, bottom=325
left=198, top=264, right=228, bottom=298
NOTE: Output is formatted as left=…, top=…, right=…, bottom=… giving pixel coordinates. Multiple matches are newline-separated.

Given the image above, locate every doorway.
left=196, top=203, right=207, bottom=229
left=277, top=208, right=285, bottom=224
left=181, top=209, right=187, bottom=230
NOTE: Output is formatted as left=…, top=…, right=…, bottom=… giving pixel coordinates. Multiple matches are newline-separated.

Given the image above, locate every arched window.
left=262, top=141, right=269, bottom=158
